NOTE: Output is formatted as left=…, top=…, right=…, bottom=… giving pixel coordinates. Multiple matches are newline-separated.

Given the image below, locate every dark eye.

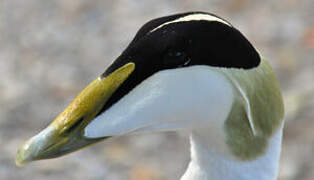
left=163, top=50, right=191, bottom=68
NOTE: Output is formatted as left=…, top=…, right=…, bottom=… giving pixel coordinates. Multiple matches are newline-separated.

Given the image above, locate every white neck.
left=181, top=126, right=283, bottom=180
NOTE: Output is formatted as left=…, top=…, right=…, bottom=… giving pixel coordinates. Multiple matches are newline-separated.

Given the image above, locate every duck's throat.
left=181, top=128, right=283, bottom=180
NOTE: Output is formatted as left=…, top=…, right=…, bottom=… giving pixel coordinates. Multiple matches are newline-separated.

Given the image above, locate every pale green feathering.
left=219, top=59, right=284, bottom=160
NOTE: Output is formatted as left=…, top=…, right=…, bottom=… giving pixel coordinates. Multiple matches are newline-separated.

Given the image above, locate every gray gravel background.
left=1, top=0, right=314, bottom=179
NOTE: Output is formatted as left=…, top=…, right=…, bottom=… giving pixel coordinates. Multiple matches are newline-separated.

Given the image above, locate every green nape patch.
left=220, top=59, right=284, bottom=160
left=225, top=96, right=269, bottom=160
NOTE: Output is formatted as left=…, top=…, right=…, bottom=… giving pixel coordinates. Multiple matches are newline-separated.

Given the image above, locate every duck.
left=16, top=12, right=284, bottom=180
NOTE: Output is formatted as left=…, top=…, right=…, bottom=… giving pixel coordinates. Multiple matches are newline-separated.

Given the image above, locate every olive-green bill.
left=16, top=63, right=135, bottom=167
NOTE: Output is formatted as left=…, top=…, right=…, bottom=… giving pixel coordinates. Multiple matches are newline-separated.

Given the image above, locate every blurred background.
left=1, top=0, right=314, bottom=179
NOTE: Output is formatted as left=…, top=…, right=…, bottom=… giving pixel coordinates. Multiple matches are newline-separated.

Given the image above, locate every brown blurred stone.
left=303, top=26, right=314, bottom=49
left=129, top=166, right=161, bottom=180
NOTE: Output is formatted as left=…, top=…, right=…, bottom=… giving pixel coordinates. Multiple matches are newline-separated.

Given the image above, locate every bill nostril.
left=62, top=116, right=85, bottom=135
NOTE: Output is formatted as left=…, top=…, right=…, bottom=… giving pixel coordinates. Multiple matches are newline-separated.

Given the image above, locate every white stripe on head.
left=150, top=13, right=232, bottom=33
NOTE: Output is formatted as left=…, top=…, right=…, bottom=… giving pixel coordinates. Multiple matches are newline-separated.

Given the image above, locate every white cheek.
left=84, top=66, right=234, bottom=138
